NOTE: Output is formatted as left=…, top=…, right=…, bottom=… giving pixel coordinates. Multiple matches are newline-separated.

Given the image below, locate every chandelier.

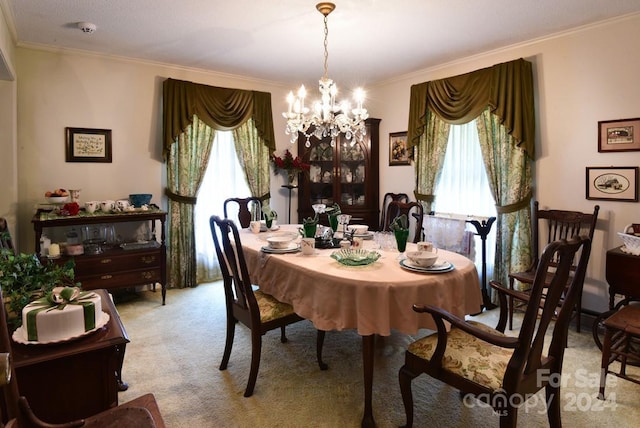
left=283, top=2, right=369, bottom=148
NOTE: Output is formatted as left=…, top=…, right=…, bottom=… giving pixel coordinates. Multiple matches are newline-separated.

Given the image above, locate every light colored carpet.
left=116, top=283, right=640, bottom=427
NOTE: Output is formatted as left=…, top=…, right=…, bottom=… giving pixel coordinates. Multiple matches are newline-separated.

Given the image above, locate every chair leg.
left=244, top=331, right=262, bottom=397
left=599, top=328, right=613, bottom=400
left=280, top=325, right=288, bottom=343
left=317, top=330, right=328, bottom=370
left=546, top=383, right=561, bottom=427
left=499, top=406, right=518, bottom=428
left=508, top=278, right=515, bottom=330
left=398, top=365, right=418, bottom=428
left=219, top=316, right=236, bottom=370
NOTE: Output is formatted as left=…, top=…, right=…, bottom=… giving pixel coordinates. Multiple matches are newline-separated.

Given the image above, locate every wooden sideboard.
left=10, top=289, right=129, bottom=423
left=32, top=209, right=167, bottom=304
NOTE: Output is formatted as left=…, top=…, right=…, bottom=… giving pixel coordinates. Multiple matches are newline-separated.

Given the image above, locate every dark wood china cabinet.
left=297, top=118, right=380, bottom=228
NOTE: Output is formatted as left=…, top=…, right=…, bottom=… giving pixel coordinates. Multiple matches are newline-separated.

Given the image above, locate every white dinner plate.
left=400, top=259, right=454, bottom=274
left=12, top=312, right=110, bottom=345
left=261, top=243, right=300, bottom=254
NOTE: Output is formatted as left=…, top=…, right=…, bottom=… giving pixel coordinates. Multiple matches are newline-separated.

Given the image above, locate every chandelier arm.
left=283, top=2, right=368, bottom=147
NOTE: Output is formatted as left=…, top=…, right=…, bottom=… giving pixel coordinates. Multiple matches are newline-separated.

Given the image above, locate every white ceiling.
left=3, top=0, right=640, bottom=87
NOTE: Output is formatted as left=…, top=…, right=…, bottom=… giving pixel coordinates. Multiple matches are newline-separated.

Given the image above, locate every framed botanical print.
left=389, top=132, right=410, bottom=166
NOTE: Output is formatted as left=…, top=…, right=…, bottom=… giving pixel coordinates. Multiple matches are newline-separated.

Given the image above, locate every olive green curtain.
left=407, top=58, right=535, bottom=300
left=407, top=58, right=535, bottom=159
left=163, top=78, right=276, bottom=157
left=163, top=78, right=276, bottom=288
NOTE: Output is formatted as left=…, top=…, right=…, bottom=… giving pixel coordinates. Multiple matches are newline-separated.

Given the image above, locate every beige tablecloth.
left=241, top=225, right=482, bottom=336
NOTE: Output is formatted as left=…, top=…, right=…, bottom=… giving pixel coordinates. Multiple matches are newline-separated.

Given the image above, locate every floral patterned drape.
left=232, top=118, right=272, bottom=204
left=476, top=109, right=533, bottom=291
left=413, top=111, right=450, bottom=213
left=166, top=116, right=214, bottom=289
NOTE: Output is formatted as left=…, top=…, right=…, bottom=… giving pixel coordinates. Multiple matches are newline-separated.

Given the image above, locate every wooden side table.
left=593, top=246, right=640, bottom=350
left=10, top=289, right=129, bottom=423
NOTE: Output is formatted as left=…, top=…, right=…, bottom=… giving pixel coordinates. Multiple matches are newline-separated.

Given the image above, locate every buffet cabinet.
left=32, top=209, right=167, bottom=304
left=297, top=118, right=381, bottom=228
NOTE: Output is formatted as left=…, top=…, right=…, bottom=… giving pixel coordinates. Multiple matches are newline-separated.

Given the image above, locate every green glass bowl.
left=330, top=249, right=381, bottom=266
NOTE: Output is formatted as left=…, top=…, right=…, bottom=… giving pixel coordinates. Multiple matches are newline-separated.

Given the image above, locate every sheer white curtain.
left=432, top=120, right=496, bottom=277
left=194, top=131, right=251, bottom=283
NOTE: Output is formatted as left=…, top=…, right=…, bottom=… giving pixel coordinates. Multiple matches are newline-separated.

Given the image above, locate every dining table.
left=241, top=224, right=483, bottom=427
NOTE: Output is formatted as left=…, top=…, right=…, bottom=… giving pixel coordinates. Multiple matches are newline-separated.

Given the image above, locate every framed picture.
left=65, top=127, right=112, bottom=163
left=598, top=118, right=640, bottom=152
left=586, top=166, right=638, bottom=202
left=389, top=131, right=410, bottom=166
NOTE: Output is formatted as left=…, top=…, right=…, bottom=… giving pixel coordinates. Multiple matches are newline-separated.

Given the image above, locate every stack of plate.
left=400, top=259, right=454, bottom=274
left=261, top=242, right=300, bottom=254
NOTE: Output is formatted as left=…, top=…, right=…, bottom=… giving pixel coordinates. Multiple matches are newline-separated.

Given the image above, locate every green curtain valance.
left=407, top=58, right=535, bottom=158
left=162, top=78, right=276, bottom=156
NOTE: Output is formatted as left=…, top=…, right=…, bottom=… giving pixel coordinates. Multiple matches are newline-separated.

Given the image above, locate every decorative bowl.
left=129, top=193, right=152, bottom=207
left=349, top=225, right=369, bottom=235
left=406, top=251, right=439, bottom=268
left=330, top=249, right=381, bottom=266
left=47, top=196, right=69, bottom=204
left=618, top=232, right=640, bottom=256
left=267, top=235, right=295, bottom=249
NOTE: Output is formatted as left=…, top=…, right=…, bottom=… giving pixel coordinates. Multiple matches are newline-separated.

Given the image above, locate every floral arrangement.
left=271, top=149, right=310, bottom=183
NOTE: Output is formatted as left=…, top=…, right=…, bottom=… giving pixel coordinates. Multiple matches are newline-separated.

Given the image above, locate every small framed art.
left=65, top=127, right=112, bottom=163
left=598, top=118, right=640, bottom=152
left=389, top=131, right=410, bottom=166
left=585, top=166, right=638, bottom=202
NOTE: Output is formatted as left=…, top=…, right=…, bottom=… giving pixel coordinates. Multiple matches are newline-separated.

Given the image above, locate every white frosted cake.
left=21, top=287, right=103, bottom=343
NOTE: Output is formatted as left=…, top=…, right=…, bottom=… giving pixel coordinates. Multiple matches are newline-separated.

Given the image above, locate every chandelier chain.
left=282, top=2, right=368, bottom=148
left=323, top=15, right=329, bottom=80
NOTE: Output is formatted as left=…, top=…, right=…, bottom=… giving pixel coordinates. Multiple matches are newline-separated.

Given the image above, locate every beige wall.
left=6, top=12, right=640, bottom=311
left=0, top=2, right=17, bottom=244
left=13, top=49, right=297, bottom=251
left=371, top=13, right=640, bottom=312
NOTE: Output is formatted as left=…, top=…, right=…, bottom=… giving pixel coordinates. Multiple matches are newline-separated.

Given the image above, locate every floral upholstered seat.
left=399, top=236, right=592, bottom=427
left=408, top=321, right=514, bottom=391
left=255, top=290, right=296, bottom=322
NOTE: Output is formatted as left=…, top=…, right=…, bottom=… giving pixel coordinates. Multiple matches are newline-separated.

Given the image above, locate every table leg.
left=115, top=343, right=129, bottom=391
left=361, top=334, right=376, bottom=428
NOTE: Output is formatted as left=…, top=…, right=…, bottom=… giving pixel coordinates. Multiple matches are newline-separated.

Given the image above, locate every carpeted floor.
left=116, top=282, right=639, bottom=427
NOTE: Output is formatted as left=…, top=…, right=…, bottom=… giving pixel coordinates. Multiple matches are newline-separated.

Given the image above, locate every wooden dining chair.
left=398, top=235, right=591, bottom=428
left=223, top=196, right=267, bottom=229
left=0, top=288, right=166, bottom=428
left=507, top=201, right=599, bottom=331
left=382, top=201, right=424, bottom=243
left=379, top=193, right=409, bottom=231
left=209, top=215, right=327, bottom=397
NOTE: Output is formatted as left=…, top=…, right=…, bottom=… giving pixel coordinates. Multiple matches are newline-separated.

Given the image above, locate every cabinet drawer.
left=75, top=250, right=162, bottom=275
left=79, top=268, right=162, bottom=290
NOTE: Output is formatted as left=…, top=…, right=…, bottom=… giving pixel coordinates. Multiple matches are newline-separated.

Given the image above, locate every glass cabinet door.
left=308, top=139, right=334, bottom=206
left=338, top=142, right=367, bottom=207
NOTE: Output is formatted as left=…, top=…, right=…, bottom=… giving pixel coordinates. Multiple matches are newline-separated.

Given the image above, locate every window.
left=194, top=131, right=251, bottom=282
left=432, top=120, right=496, bottom=277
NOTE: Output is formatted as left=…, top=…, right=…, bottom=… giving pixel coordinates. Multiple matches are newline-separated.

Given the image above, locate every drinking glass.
left=328, top=214, right=339, bottom=233
left=394, top=229, right=409, bottom=259
left=337, top=214, right=352, bottom=236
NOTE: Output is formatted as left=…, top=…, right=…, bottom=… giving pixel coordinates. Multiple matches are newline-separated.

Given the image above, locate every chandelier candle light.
left=283, top=2, right=369, bottom=148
